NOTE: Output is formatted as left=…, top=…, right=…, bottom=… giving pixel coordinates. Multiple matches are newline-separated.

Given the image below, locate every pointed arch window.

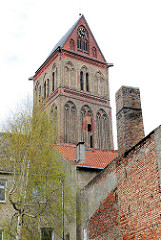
left=47, top=79, right=49, bottom=97
left=64, top=101, right=77, bottom=144
left=80, top=71, right=84, bottom=90
left=86, top=73, right=89, bottom=92
left=52, top=64, right=57, bottom=92
left=52, top=72, right=55, bottom=92
left=80, top=105, right=93, bottom=148
left=92, top=47, right=97, bottom=58
left=77, top=26, right=88, bottom=53
left=80, top=67, right=89, bottom=92
left=96, top=109, right=108, bottom=149
left=44, top=81, right=46, bottom=99
left=95, top=72, right=105, bottom=96
left=64, top=61, right=75, bottom=88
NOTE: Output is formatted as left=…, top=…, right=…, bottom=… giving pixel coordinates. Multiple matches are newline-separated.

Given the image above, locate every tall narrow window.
left=79, top=39, right=82, bottom=50
left=47, top=79, right=49, bottom=97
left=52, top=72, right=55, bottom=92
left=64, top=104, right=69, bottom=143
left=90, top=136, right=93, bottom=148
left=92, top=47, right=97, bottom=58
left=86, top=73, right=89, bottom=92
left=44, top=81, right=46, bottom=98
left=80, top=71, right=84, bottom=90
left=97, top=109, right=108, bottom=149
left=64, top=102, right=77, bottom=144
left=80, top=105, right=93, bottom=148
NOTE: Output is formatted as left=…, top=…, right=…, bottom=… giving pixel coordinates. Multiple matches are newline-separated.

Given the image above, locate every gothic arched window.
left=80, top=71, right=84, bottom=90
left=64, top=101, right=77, bottom=144
left=80, top=105, right=93, bottom=148
left=47, top=79, right=49, bottom=97
left=64, top=62, right=75, bottom=88
left=92, top=47, right=97, bottom=58
left=86, top=73, right=89, bottom=92
left=95, top=72, right=105, bottom=96
left=96, top=109, right=108, bottom=149
left=52, top=63, right=57, bottom=92
left=77, top=25, right=88, bottom=53
left=44, top=81, right=46, bottom=99
left=80, top=66, right=89, bottom=92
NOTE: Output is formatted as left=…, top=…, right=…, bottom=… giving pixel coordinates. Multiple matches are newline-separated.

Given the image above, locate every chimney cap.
left=76, top=142, right=85, bottom=146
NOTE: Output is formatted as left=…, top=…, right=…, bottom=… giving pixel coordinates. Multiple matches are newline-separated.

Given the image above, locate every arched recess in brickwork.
left=80, top=105, right=94, bottom=148
left=52, top=63, right=57, bottom=92
left=96, top=109, right=108, bottom=149
left=95, top=71, right=106, bottom=96
left=64, top=101, right=77, bottom=144
left=64, top=61, right=75, bottom=88
left=70, top=38, right=75, bottom=51
left=80, top=66, right=89, bottom=92
left=51, top=103, right=57, bottom=120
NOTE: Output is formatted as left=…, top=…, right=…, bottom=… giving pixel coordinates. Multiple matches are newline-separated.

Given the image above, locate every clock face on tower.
left=77, top=26, right=88, bottom=39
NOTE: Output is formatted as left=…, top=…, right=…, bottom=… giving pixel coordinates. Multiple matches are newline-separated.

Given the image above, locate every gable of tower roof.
left=35, top=15, right=107, bottom=74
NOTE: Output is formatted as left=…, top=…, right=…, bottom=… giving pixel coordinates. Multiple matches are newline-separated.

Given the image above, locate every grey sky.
left=1, top=0, right=161, bottom=149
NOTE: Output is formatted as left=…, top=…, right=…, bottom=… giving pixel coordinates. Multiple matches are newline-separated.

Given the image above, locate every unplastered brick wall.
left=88, top=190, right=120, bottom=240
left=116, top=132, right=161, bottom=239
left=81, top=159, right=120, bottom=239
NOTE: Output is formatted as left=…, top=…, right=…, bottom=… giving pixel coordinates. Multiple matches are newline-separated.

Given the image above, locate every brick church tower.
left=31, top=15, right=114, bottom=150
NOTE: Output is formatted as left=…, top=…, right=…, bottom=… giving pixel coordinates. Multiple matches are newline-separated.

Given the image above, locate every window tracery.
left=96, top=109, right=108, bottom=149
left=80, top=66, right=89, bottom=92
left=52, top=64, right=57, bottom=92
left=64, top=62, right=75, bottom=88
left=77, top=25, right=88, bottom=53
left=64, top=101, right=77, bottom=144
left=80, top=105, right=93, bottom=148
left=95, top=72, right=105, bottom=96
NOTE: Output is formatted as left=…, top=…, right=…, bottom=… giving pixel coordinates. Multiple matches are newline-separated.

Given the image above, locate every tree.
left=1, top=104, right=75, bottom=240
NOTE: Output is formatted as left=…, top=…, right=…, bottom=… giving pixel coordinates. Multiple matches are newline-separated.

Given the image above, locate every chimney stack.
left=116, top=86, right=145, bottom=156
left=76, top=142, right=85, bottom=163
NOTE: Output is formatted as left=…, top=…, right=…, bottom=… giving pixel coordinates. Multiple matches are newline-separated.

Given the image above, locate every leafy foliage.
left=1, top=105, right=75, bottom=239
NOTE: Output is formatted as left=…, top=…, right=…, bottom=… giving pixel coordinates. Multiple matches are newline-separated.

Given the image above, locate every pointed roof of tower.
left=47, top=15, right=82, bottom=59
left=35, top=15, right=107, bottom=74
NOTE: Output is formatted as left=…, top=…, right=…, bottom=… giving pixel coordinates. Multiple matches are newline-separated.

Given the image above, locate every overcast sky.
left=0, top=0, right=161, bottom=149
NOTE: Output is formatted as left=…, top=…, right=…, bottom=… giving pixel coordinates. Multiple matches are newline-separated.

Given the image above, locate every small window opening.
left=44, top=81, right=46, bottom=98
left=86, top=73, right=89, bottom=92
left=90, top=135, right=93, bottom=148
left=52, top=72, right=55, bottom=92
left=80, top=71, right=84, bottom=90
left=88, top=124, right=92, bottom=132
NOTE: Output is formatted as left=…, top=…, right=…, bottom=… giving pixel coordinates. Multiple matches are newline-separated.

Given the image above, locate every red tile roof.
left=53, top=144, right=118, bottom=169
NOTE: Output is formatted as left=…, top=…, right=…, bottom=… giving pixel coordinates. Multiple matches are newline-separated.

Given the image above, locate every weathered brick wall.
left=116, top=133, right=161, bottom=239
left=88, top=190, right=120, bottom=240
left=81, top=159, right=120, bottom=239
left=116, top=86, right=145, bottom=156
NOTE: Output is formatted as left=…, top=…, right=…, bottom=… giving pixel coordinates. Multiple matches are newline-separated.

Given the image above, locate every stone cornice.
left=62, top=48, right=107, bottom=69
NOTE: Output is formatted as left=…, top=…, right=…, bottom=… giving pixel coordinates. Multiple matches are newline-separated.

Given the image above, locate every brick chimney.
left=76, top=142, right=85, bottom=163
left=116, top=86, right=145, bottom=156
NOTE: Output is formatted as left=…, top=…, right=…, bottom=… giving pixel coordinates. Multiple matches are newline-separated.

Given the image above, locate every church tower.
left=32, top=15, right=114, bottom=150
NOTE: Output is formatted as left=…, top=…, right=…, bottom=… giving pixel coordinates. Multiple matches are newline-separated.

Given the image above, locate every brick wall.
left=88, top=190, right=120, bottom=240
left=116, top=132, right=161, bottom=239
left=116, top=86, right=145, bottom=156
left=81, top=159, right=120, bottom=239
